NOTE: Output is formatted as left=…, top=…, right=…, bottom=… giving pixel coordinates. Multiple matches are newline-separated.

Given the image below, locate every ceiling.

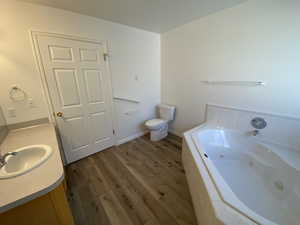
left=19, top=0, right=247, bottom=33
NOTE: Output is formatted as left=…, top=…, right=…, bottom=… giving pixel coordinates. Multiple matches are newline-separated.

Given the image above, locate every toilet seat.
left=145, top=119, right=167, bottom=130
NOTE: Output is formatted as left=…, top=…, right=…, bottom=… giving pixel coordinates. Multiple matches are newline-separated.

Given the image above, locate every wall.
left=162, top=0, right=300, bottom=135
left=0, top=0, right=160, bottom=141
left=0, top=106, right=8, bottom=145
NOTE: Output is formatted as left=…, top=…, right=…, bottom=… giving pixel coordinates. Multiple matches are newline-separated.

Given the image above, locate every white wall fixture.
left=183, top=104, right=300, bottom=225
left=113, top=97, right=140, bottom=104
left=201, top=81, right=266, bottom=86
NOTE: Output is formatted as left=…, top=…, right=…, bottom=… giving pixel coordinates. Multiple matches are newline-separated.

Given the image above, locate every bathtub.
left=183, top=124, right=300, bottom=225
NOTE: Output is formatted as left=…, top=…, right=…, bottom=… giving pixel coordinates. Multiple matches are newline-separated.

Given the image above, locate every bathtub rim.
left=183, top=123, right=279, bottom=225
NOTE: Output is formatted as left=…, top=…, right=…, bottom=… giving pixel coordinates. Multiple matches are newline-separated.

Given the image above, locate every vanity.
left=0, top=123, right=75, bottom=225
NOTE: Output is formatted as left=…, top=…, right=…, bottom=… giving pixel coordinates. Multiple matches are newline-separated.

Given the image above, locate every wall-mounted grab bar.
left=201, top=81, right=265, bottom=86
left=113, top=97, right=140, bottom=104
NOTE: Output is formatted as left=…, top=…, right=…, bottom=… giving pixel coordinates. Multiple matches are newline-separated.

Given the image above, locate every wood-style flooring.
left=66, top=134, right=198, bottom=225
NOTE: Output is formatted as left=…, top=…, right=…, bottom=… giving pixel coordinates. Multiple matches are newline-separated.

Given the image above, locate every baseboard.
left=116, top=130, right=148, bottom=145
left=168, top=129, right=183, bottom=137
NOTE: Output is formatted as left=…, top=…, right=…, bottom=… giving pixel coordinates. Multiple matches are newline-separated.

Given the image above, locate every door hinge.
left=103, top=53, right=109, bottom=61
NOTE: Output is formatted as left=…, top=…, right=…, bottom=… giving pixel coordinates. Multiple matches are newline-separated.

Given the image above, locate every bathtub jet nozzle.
left=251, top=130, right=259, bottom=136
left=247, top=130, right=259, bottom=136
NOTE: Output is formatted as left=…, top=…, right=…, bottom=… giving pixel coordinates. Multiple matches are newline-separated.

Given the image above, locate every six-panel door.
left=37, top=35, right=114, bottom=163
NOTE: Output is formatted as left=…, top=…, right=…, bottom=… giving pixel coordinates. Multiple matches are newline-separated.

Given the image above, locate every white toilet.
left=145, top=104, right=175, bottom=142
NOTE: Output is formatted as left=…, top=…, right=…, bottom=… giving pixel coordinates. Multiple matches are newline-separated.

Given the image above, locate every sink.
left=0, top=145, right=53, bottom=179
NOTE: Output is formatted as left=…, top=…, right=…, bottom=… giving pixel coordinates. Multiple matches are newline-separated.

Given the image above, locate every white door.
left=36, top=35, right=115, bottom=163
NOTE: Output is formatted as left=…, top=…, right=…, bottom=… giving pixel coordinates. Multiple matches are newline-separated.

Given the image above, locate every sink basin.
left=0, top=145, right=53, bottom=179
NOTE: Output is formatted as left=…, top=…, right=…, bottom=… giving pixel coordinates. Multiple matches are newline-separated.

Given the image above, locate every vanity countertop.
left=0, top=123, right=64, bottom=213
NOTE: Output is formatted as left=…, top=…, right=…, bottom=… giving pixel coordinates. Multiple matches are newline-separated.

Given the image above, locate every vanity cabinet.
left=0, top=182, right=75, bottom=225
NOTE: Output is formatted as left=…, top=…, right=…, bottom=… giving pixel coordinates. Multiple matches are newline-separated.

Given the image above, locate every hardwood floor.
left=66, top=134, right=198, bottom=225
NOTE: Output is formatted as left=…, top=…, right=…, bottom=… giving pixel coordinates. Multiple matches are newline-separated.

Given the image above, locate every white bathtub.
left=183, top=124, right=300, bottom=225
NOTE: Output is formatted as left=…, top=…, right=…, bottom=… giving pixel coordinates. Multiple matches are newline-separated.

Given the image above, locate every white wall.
left=162, top=0, right=300, bottom=135
left=0, top=0, right=160, bottom=141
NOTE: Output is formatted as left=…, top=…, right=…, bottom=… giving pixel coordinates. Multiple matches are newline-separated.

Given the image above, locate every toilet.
left=145, top=104, right=176, bottom=141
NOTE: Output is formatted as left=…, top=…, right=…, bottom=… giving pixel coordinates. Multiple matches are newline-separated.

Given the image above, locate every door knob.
left=56, top=112, right=63, bottom=117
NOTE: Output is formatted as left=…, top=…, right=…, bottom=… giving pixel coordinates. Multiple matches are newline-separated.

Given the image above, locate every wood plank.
left=76, top=184, right=112, bottom=225
left=91, top=156, right=155, bottom=225
left=116, top=141, right=191, bottom=202
left=134, top=138, right=185, bottom=176
left=113, top=147, right=196, bottom=225
left=66, top=135, right=197, bottom=225
left=99, top=191, right=134, bottom=225
left=93, top=152, right=176, bottom=225
left=140, top=135, right=182, bottom=162
left=68, top=188, right=89, bottom=225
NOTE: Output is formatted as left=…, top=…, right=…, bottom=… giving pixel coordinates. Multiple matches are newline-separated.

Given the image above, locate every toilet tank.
left=158, top=104, right=175, bottom=121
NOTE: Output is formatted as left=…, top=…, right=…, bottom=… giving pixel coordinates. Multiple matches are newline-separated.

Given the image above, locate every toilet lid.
left=145, top=119, right=166, bottom=127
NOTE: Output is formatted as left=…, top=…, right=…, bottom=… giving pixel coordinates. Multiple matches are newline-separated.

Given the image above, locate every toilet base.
left=150, top=124, right=168, bottom=141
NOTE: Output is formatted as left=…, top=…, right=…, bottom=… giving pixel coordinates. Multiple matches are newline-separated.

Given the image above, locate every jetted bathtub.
left=183, top=124, right=300, bottom=225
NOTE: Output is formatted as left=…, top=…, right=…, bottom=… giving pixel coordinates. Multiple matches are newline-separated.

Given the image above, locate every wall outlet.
left=8, top=107, right=16, bottom=118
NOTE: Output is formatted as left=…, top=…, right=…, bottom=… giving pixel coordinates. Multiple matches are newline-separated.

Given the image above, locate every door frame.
left=30, top=31, right=117, bottom=146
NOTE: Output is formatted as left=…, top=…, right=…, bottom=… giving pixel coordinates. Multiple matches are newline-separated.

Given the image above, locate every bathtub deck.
left=66, top=134, right=198, bottom=225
